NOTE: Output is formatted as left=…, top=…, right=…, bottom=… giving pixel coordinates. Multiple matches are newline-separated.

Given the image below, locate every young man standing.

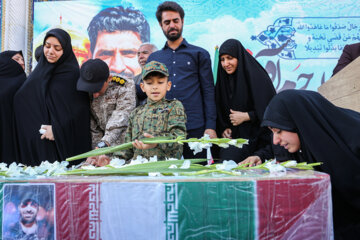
left=147, top=1, right=217, bottom=159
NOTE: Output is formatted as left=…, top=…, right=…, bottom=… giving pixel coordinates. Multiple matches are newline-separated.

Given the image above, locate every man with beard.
left=147, top=1, right=217, bottom=159
left=5, top=199, right=52, bottom=240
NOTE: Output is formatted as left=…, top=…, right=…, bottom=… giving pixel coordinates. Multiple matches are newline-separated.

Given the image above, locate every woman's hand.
left=222, top=128, right=232, bottom=138
left=85, top=155, right=111, bottom=167
left=40, top=125, right=55, bottom=141
left=229, top=109, right=250, bottom=126
left=133, top=133, right=158, bottom=150
left=238, top=156, right=262, bottom=167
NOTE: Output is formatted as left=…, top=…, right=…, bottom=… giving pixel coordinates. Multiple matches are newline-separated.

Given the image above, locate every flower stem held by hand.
left=133, top=133, right=158, bottom=150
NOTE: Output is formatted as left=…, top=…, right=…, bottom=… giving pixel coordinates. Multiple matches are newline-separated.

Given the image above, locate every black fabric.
left=262, top=89, right=360, bottom=237
left=0, top=50, right=26, bottom=164
left=77, top=58, right=109, bottom=93
left=215, top=39, right=276, bottom=161
left=13, top=28, right=91, bottom=166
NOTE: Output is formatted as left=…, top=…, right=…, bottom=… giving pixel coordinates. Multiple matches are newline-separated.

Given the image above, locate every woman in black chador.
left=215, top=39, right=276, bottom=162
left=262, top=89, right=360, bottom=239
left=0, top=50, right=26, bottom=163
left=13, top=28, right=91, bottom=165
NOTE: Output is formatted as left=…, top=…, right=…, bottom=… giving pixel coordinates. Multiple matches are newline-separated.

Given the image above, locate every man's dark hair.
left=156, top=1, right=185, bottom=23
left=88, top=6, right=150, bottom=53
left=20, top=198, right=39, bottom=208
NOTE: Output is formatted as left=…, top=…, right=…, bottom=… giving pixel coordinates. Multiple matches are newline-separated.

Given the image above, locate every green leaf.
left=60, top=159, right=208, bottom=176
left=66, top=136, right=248, bottom=162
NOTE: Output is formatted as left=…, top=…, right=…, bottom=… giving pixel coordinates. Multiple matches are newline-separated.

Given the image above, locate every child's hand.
left=133, top=133, right=158, bottom=150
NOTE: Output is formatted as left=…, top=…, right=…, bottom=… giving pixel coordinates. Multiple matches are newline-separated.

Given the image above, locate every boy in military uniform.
left=77, top=59, right=136, bottom=149
left=87, top=61, right=186, bottom=166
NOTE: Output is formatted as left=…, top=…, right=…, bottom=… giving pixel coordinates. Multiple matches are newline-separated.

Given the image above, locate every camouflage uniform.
left=90, top=78, right=136, bottom=148
left=116, top=98, right=187, bottom=160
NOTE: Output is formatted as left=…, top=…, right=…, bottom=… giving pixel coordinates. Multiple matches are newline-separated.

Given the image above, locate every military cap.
left=142, top=61, right=169, bottom=80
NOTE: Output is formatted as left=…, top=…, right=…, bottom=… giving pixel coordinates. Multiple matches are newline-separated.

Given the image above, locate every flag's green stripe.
left=177, top=181, right=256, bottom=239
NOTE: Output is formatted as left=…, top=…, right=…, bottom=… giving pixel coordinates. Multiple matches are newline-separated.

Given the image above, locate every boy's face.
left=140, top=75, right=171, bottom=102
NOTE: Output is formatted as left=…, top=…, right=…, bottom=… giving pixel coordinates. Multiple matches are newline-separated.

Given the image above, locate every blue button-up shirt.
left=147, top=39, right=216, bottom=131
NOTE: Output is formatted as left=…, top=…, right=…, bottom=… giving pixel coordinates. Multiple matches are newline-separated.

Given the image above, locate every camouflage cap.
left=142, top=61, right=169, bottom=80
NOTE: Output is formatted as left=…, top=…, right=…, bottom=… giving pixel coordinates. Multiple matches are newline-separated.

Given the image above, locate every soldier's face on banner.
left=92, top=30, right=142, bottom=79
left=19, top=200, right=39, bottom=224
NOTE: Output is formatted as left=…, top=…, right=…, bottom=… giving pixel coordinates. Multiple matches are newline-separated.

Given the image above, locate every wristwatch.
left=97, top=141, right=108, bottom=148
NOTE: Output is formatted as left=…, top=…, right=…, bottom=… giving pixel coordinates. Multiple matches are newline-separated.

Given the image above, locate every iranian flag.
left=0, top=175, right=332, bottom=239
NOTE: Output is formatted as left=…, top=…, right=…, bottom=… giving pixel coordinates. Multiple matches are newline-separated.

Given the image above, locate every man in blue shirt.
left=147, top=1, right=217, bottom=159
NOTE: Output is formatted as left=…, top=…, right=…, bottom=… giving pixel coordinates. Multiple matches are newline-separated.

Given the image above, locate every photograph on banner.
left=33, top=0, right=360, bottom=91
left=2, top=184, right=55, bottom=240
left=33, top=0, right=150, bottom=80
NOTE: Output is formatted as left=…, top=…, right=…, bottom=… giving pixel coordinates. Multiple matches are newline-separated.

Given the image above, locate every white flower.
left=228, top=140, right=237, bottom=145
left=216, top=160, right=238, bottom=171
left=149, top=156, right=158, bottom=162
left=218, top=143, right=229, bottom=148
left=228, top=139, right=248, bottom=148
left=180, top=160, right=191, bottom=169
left=188, top=142, right=212, bottom=154
left=109, top=158, right=126, bottom=168
left=264, top=160, right=286, bottom=173
left=60, top=161, right=69, bottom=168
left=149, top=172, right=163, bottom=177
left=187, top=134, right=214, bottom=154
left=129, top=156, right=149, bottom=165
left=39, top=128, right=46, bottom=134
left=0, top=163, right=8, bottom=171
left=81, top=165, right=96, bottom=170
left=6, top=163, right=23, bottom=177
left=23, top=167, right=37, bottom=176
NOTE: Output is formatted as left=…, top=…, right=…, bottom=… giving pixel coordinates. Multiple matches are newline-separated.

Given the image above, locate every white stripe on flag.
left=100, top=182, right=166, bottom=240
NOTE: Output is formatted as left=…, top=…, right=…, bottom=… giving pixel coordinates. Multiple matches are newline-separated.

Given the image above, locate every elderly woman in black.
left=13, top=28, right=91, bottom=165
left=262, top=89, right=360, bottom=239
left=0, top=51, right=26, bottom=163
left=215, top=39, right=276, bottom=163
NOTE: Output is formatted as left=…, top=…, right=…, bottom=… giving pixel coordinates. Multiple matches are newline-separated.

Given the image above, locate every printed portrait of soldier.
left=2, top=184, right=55, bottom=240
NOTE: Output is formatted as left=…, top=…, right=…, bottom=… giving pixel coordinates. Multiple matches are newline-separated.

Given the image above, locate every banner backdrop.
left=33, top=0, right=360, bottom=91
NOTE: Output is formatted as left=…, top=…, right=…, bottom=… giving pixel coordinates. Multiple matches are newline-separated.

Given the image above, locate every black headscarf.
left=0, top=50, right=26, bottom=163
left=215, top=39, right=276, bottom=161
left=13, top=28, right=91, bottom=166
left=262, top=89, right=360, bottom=237
left=215, top=39, right=276, bottom=137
